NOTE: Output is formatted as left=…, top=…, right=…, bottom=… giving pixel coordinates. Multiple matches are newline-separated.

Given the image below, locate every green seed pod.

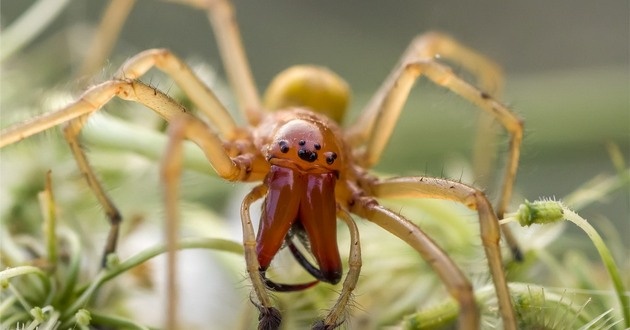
left=515, top=200, right=564, bottom=226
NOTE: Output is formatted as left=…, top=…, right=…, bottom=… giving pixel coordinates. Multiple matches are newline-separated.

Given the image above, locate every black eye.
left=298, top=149, right=318, bottom=162
left=314, top=143, right=321, bottom=150
left=278, top=141, right=289, bottom=153
left=325, top=152, right=337, bottom=165
left=298, top=140, right=306, bottom=146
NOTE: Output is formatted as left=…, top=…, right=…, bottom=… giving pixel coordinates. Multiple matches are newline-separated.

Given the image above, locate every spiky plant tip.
left=512, top=199, right=565, bottom=227
left=105, top=252, right=120, bottom=270
left=504, top=198, right=630, bottom=328
left=29, top=306, right=46, bottom=323
left=74, top=309, right=92, bottom=327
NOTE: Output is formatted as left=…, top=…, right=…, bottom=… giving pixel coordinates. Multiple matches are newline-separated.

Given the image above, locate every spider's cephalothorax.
left=0, top=0, right=526, bottom=329
left=256, top=109, right=347, bottom=288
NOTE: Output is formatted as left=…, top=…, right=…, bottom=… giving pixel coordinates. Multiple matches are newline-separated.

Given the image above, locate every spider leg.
left=79, top=0, right=264, bottom=125
left=0, top=81, right=170, bottom=265
left=116, top=48, right=238, bottom=138
left=1, top=43, right=259, bottom=261
left=59, top=79, right=247, bottom=262
left=364, top=176, right=517, bottom=329
left=1, top=47, right=239, bottom=145
left=240, top=184, right=282, bottom=329
left=0, top=81, right=125, bottom=147
left=176, top=0, right=264, bottom=125
left=347, top=32, right=504, bottom=149
left=346, top=33, right=524, bottom=259
left=349, top=197, right=479, bottom=329
left=160, top=114, right=263, bottom=329
left=315, top=207, right=362, bottom=330
left=61, top=80, right=198, bottom=266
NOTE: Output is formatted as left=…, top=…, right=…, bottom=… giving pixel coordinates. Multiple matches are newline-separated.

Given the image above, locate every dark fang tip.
left=285, top=236, right=324, bottom=280
left=260, top=269, right=319, bottom=292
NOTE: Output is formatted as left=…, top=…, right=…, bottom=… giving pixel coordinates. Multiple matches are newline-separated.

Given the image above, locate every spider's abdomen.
left=263, top=65, right=350, bottom=123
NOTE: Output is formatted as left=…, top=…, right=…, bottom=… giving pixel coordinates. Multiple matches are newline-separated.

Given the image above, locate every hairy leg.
left=350, top=196, right=480, bottom=330
left=315, top=208, right=362, bottom=329
left=345, top=33, right=523, bottom=258
left=160, top=113, right=260, bottom=329
left=240, top=184, right=282, bottom=330
left=367, top=176, right=516, bottom=329
left=173, top=0, right=263, bottom=124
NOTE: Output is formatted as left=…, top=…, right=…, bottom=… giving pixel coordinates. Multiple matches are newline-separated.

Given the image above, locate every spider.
left=0, top=0, right=525, bottom=329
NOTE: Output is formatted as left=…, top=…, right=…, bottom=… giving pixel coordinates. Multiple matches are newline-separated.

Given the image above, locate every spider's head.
left=265, top=118, right=343, bottom=175
left=263, top=65, right=350, bottom=123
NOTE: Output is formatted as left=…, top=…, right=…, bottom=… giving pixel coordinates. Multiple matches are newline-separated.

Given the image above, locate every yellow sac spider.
left=0, top=1, right=525, bottom=329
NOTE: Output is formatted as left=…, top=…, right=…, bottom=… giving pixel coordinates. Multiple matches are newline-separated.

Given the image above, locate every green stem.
left=0, top=295, right=17, bottom=315
left=39, top=308, right=60, bottom=330
left=26, top=318, right=42, bottom=330
left=507, top=200, right=630, bottom=328
left=54, top=228, right=83, bottom=307
left=0, top=265, right=47, bottom=282
left=89, top=312, right=156, bottom=330
left=562, top=208, right=630, bottom=328
left=61, top=237, right=242, bottom=322
left=9, top=283, right=33, bottom=320
left=39, top=171, right=57, bottom=272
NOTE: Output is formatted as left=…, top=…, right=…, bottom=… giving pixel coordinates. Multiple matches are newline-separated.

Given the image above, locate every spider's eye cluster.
left=267, top=119, right=342, bottom=172
left=275, top=139, right=337, bottom=166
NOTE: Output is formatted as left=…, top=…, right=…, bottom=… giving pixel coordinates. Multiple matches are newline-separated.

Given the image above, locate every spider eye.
left=298, top=140, right=306, bottom=146
left=325, top=152, right=337, bottom=165
left=314, top=143, right=321, bottom=150
left=298, top=149, right=318, bottom=162
left=278, top=141, right=290, bottom=153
